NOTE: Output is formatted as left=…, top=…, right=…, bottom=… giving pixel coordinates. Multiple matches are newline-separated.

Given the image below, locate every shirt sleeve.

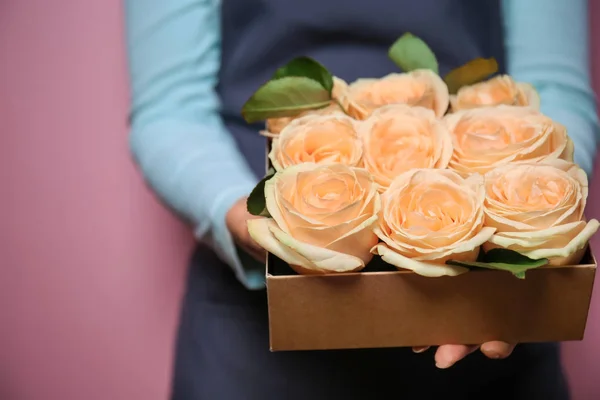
left=502, top=0, right=600, bottom=176
left=123, top=0, right=265, bottom=289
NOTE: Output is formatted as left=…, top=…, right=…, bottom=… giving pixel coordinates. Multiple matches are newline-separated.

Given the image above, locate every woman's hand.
left=226, top=196, right=266, bottom=262
left=413, top=342, right=516, bottom=368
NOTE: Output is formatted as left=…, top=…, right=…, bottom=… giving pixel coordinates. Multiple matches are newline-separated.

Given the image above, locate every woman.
left=124, top=0, right=598, bottom=398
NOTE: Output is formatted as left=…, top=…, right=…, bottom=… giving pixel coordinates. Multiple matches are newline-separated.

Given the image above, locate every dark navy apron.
left=171, top=1, right=569, bottom=398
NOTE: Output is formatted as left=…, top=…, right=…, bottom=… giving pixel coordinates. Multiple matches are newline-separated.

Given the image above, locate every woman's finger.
left=480, top=341, right=515, bottom=359
left=412, top=346, right=430, bottom=354
left=435, top=344, right=479, bottom=369
left=241, top=244, right=266, bottom=263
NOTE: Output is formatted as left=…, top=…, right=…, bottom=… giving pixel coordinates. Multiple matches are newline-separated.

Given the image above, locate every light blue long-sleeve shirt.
left=124, top=0, right=599, bottom=290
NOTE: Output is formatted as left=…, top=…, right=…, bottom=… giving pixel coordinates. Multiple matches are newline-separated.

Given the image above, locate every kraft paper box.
left=266, top=251, right=596, bottom=351
left=262, top=141, right=597, bottom=352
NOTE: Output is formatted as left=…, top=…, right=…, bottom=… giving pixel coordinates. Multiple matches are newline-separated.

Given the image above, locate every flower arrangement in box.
left=240, top=33, right=599, bottom=279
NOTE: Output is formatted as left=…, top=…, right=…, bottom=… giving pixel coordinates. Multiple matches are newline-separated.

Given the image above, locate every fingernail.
left=486, top=351, right=501, bottom=359
left=436, top=359, right=454, bottom=369
left=413, top=346, right=429, bottom=354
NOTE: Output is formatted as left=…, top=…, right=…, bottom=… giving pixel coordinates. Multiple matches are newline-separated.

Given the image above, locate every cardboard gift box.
left=266, top=250, right=596, bottom=351
left=262, top=140, right=597, bottom=352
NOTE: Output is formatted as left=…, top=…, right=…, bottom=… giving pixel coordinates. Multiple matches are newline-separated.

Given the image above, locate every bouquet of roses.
left=241, top=33, right=599, bottom=279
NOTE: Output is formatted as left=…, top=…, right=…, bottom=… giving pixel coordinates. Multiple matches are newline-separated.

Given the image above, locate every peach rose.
left=372, top=169, right=495, bottom=277
left=338, top=70, right=449, bottom=120
left=269, top=112, right=362, bottom=171
left=265, top=102, right=344, bottom=136
left=483, top=160, right=600, bottom=266
left=264, top=76, right=349, bottom=135
left=445, top=105, right=574, bottom=175
left=359, top=104, right=453, bottom=191
left=450, top=75, right=540, bottom=112
left=247, top=163, right=380, bottom=274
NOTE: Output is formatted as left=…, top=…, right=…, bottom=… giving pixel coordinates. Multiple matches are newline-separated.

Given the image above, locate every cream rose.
left=247, top=163, right=380, bottom=274
left=372, top=169, right=495, bottom=277
left=264, top=76, right=349, bottom=135
left=445, top=105, right=574, bottom=175
left=359, top=104, right=453, bottom=191
left=269, top=113, right=362, bottom=171
left=450, top=75, right=540, bottom=112
left=338, top=70, right=449, bottom=120
left=482, top=160, right=599, bottom=266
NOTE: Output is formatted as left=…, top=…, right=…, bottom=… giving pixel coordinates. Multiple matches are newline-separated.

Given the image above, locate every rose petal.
left=247, top=218, right=314, bottom=268
left=292, top=211, right=373, bottom=248
left=265, top=163, right=321, bottom=234
left=450, top=76, right=540, bottom=112
left=269, top=221, right=368, bottom=273
left=485, top=219, right=599, bottom=263
left=372, top=243, right=469, bottom=277
left=375, top=224, right=495, bottom=262
left=516, top=82, right=541, bottom=110
left=485, top=221, right=584, bottom=249
left=248, top=219, right=367, bottom=274
left=326, top=213, right=380, bottom=261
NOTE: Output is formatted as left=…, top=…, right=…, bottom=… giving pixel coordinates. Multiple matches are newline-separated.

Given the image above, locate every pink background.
left=1, top=1, right=599, bottom=399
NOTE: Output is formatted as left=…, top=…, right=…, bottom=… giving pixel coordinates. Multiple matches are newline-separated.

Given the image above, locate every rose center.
left=285, top=121, right=357, bottom=165
left=372, top=120, right=433, bottom=172
left=456, top=119, right=536, bottom=153
left=298, top=173, right=361, bottom=214
left=397, top=184, right=471, bottom=234
left=494, top=175, right=568, bottom=210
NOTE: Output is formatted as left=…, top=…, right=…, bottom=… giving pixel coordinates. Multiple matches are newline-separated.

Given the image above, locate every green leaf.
left=272, top=56, right=334, bottom=93
left=445, top=260, right=543, bottom=280
left=484, top=248, right=546, bottom=265
left=388, top=32, right=439, bottom=74
left=241, top=77, right=331, bottom=123
left=443, top=57, right=499, bottom=94
left=246, top=171, right=276, bottom=217
left=446, top=248, right=548, bottom=279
